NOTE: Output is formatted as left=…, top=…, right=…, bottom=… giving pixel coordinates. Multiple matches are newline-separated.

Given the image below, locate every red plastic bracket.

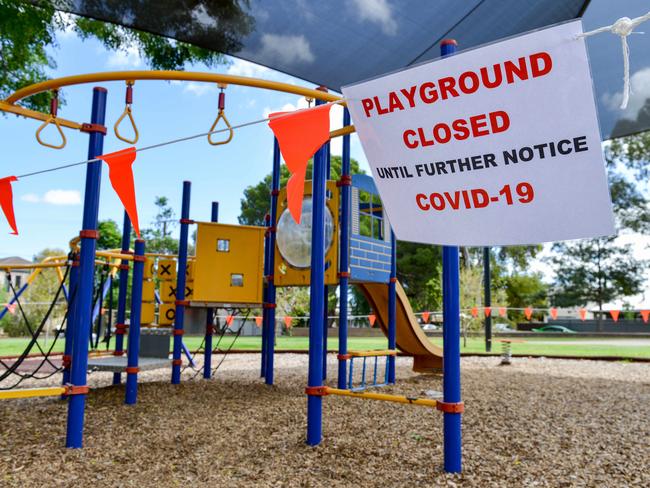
left=175, top=300, right=190, bottom=307
left=179, top=218, right=195, bottom=225
left=64, top=384, right=90, bottom=396
left=337, top=353, right=351, bottom=361
left=80, top=123, right=107, bottom=134
left=119, top=263, right=130, bottom=271
left=113, top=350, right=125, bottom=356
left=337, top=175, right=352, bottom=187
left=436, top=401, right=465, bottom=414
left=133, top=255, right=146, bottom=263
left=62, top=354, right=72, bottom=368
left=172, top=329, right=185, bottom=336
left=305, top=386, right=329, bottom=396
left=171, top=359, right=183, bottom=366
left=125, top=366, right=139, bottom=374
left=79, top=229, right=99, bottom=239
left=263, top=303, right=276, bottom=309
left=338, top=271, right=351, bottom=279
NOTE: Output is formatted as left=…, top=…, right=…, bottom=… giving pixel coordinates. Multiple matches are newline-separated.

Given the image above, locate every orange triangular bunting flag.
left=254, top=316, right=263, bottom=327
left=610, top=310, right=620, bottom=322
left=225, top=314, right=234, bottom=327
left=368, top=314, right=376, bottom=327
left=283, top=316, right=292, bottom=328
left=641, top=310, right=649, bottom=323
left=550, top=308, right=558, bottom=320
left=524, top=307, right=533, bottom=320
left=0, top=176, right=18, bottom=235
left=484, top=307, right=492, bottom=317
left=268, top=104, right=332, bottom=224
left=422, top=311, right=430, bottom=323
left=470, top=306, right=478, bottom=318
left=98, top=147, right=140, bottom=238
left=499, top=307, right=507, bottom=317
left=579, top=309, right=587, bottom=321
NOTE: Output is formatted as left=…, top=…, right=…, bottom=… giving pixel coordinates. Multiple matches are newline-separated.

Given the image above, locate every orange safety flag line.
left=283, top=316, right=292, bottom=328
left=524, top=307, right=533, bottom=320
left=225, top=314, right=234, bottom=327
left=5, top=303, right=16, bottom=315
left=470, top=306, right=478, bottom=318
left=641, top=310, right=649, bottom=323
left=421, top=311, right=430, bottom=323
left=267, top=104, right=333, bottom=224
left=254, top=316, right=263, bottom=327
left=579, top=308, right=587, bottom=321
left=610, top=310, right=620, bottom=322
left=498, top=307, right=507, bottom=317
left=369, top=314, right=376, bottom=327
left=0, top=176, right=18, bottom=235
left=484, top=307, right=492, bottom=317
left=550, top=308, right=558, bottom=320
left=97, top=147, right=141, bottom=238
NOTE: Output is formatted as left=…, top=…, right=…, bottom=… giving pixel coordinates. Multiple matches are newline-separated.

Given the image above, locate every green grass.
left=2, top=334, right=649, bottom=359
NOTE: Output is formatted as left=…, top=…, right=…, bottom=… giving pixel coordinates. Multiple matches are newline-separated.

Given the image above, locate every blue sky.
left=0, top=28, right=369, bottom=258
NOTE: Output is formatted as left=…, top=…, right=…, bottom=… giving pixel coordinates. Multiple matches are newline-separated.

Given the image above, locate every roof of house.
left=0, top=256, right=33, bottom=265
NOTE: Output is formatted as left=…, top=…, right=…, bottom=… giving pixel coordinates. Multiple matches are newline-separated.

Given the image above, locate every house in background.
left=0, top=257, right=33, bottom=292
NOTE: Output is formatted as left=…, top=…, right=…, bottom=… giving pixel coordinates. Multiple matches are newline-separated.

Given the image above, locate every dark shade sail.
left=47, top=0, right=650, bottom=139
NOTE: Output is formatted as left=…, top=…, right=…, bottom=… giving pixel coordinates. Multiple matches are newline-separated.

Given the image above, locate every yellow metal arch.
left=0, top=70, right=356, bottom=137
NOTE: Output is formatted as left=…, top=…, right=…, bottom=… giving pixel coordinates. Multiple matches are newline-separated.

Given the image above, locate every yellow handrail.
left=348, top=349, right=397, bottom=357
left=324, top=387, right=438, bottom=408
left=0, top=387, right=66, bottom=400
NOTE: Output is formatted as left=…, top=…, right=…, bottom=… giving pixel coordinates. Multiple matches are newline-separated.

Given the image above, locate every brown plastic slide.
left=357, top=281, right=443, bottom=372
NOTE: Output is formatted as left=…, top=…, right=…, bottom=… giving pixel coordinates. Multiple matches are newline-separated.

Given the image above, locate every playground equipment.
left=0, top=41, right=462, bottom=472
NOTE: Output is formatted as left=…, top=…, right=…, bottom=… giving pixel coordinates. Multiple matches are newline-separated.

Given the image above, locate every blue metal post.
left=306, top=125, right=328, bottom=446
left=261, top=213, right=270, bottom=378
left=66, top=87, right=107, bottom=448
left=203, top=202, right=218, bottom=379
left=387, top=231, right=397, bottom=384
left=441, top=38, right=462, bottom=474
left=171, top=181, right=191, bottom=384
left=337, top=107, right=351, bottom=389
left=125, top=239, right=145, bottom=404
left=316, top=91, right=330, bottom=381
left=264, top=138, right=280, bottom=385
left=112, top=212, right=131, bottom=385
left=62, top=252, right=79, bottom=387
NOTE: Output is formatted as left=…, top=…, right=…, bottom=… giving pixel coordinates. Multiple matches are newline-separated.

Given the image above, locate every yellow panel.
left=274, top=180, right=340, bottom=286
left=185, top=260, right=195, bottom=281
left=157, top=258, right=177, bottom=281
left=159, top=303, right=176, bottom=325
left=160, top=281, right=178, bottom=303
left=143, top=257, right=155, bottom=279
left=142, top=280, right=156, bottom=302
left=184, top=280, right=194, bottom=299
left=141, top=302, right=155, bottom=325
left=193, top=222, right=265, bottom=304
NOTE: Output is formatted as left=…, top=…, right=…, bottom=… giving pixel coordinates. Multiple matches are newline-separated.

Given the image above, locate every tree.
left=550, top=136, right=649, bottom=324
left=97, top=219, right=122, bottom=250
left=504, top=273, right=548, bottom=324
left=1, top=0, right=253, bottom=112
left=141, top=196, right=179, bottom=254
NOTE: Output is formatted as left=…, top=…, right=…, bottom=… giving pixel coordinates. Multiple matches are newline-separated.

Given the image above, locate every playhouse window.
left=230, top=273, right=244, bottom=287
left=217, top=239, right=230, bottom=252
left=358, top=190, right=383, bottom=240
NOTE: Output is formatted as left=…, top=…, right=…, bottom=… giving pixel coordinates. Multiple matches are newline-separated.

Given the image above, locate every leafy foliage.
left=97, top=219, right=122, bottom=250
left=141, top=196, right=179, bottom=254
left=1, top=0, right=246, bottom=112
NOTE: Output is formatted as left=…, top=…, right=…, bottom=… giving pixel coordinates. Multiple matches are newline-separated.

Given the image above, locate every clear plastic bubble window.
left=276, top=198, right=334, bottom=269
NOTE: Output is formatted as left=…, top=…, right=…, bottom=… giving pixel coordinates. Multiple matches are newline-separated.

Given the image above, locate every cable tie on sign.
left=577, top=11, right=650, bottom=109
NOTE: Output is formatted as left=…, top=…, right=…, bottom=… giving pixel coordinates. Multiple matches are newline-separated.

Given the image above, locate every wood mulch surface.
left=0, top=355, right=648, bottom=487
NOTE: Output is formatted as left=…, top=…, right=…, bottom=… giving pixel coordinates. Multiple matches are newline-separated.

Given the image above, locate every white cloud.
left=183, top=82, right=217, bottom=97
left=106, top=45, right=142, bottom=68
left=227, top=58, right=272, bottom=78
left=20, top=190, right=81, bottom=205
left=258, top=34, right=314, bottom=65
left=602, top=67, right=650, bottom=118
left=21, top=193, right=40, bottom=203
left=351, top=0, right=397, bottom=36
left=191, top=4, right=219, bottom=30
left=43, top=190, right=81, bottom=205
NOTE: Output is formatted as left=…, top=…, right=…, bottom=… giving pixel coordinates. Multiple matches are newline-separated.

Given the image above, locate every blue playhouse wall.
left=348, top=174, right=392, bottom=284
